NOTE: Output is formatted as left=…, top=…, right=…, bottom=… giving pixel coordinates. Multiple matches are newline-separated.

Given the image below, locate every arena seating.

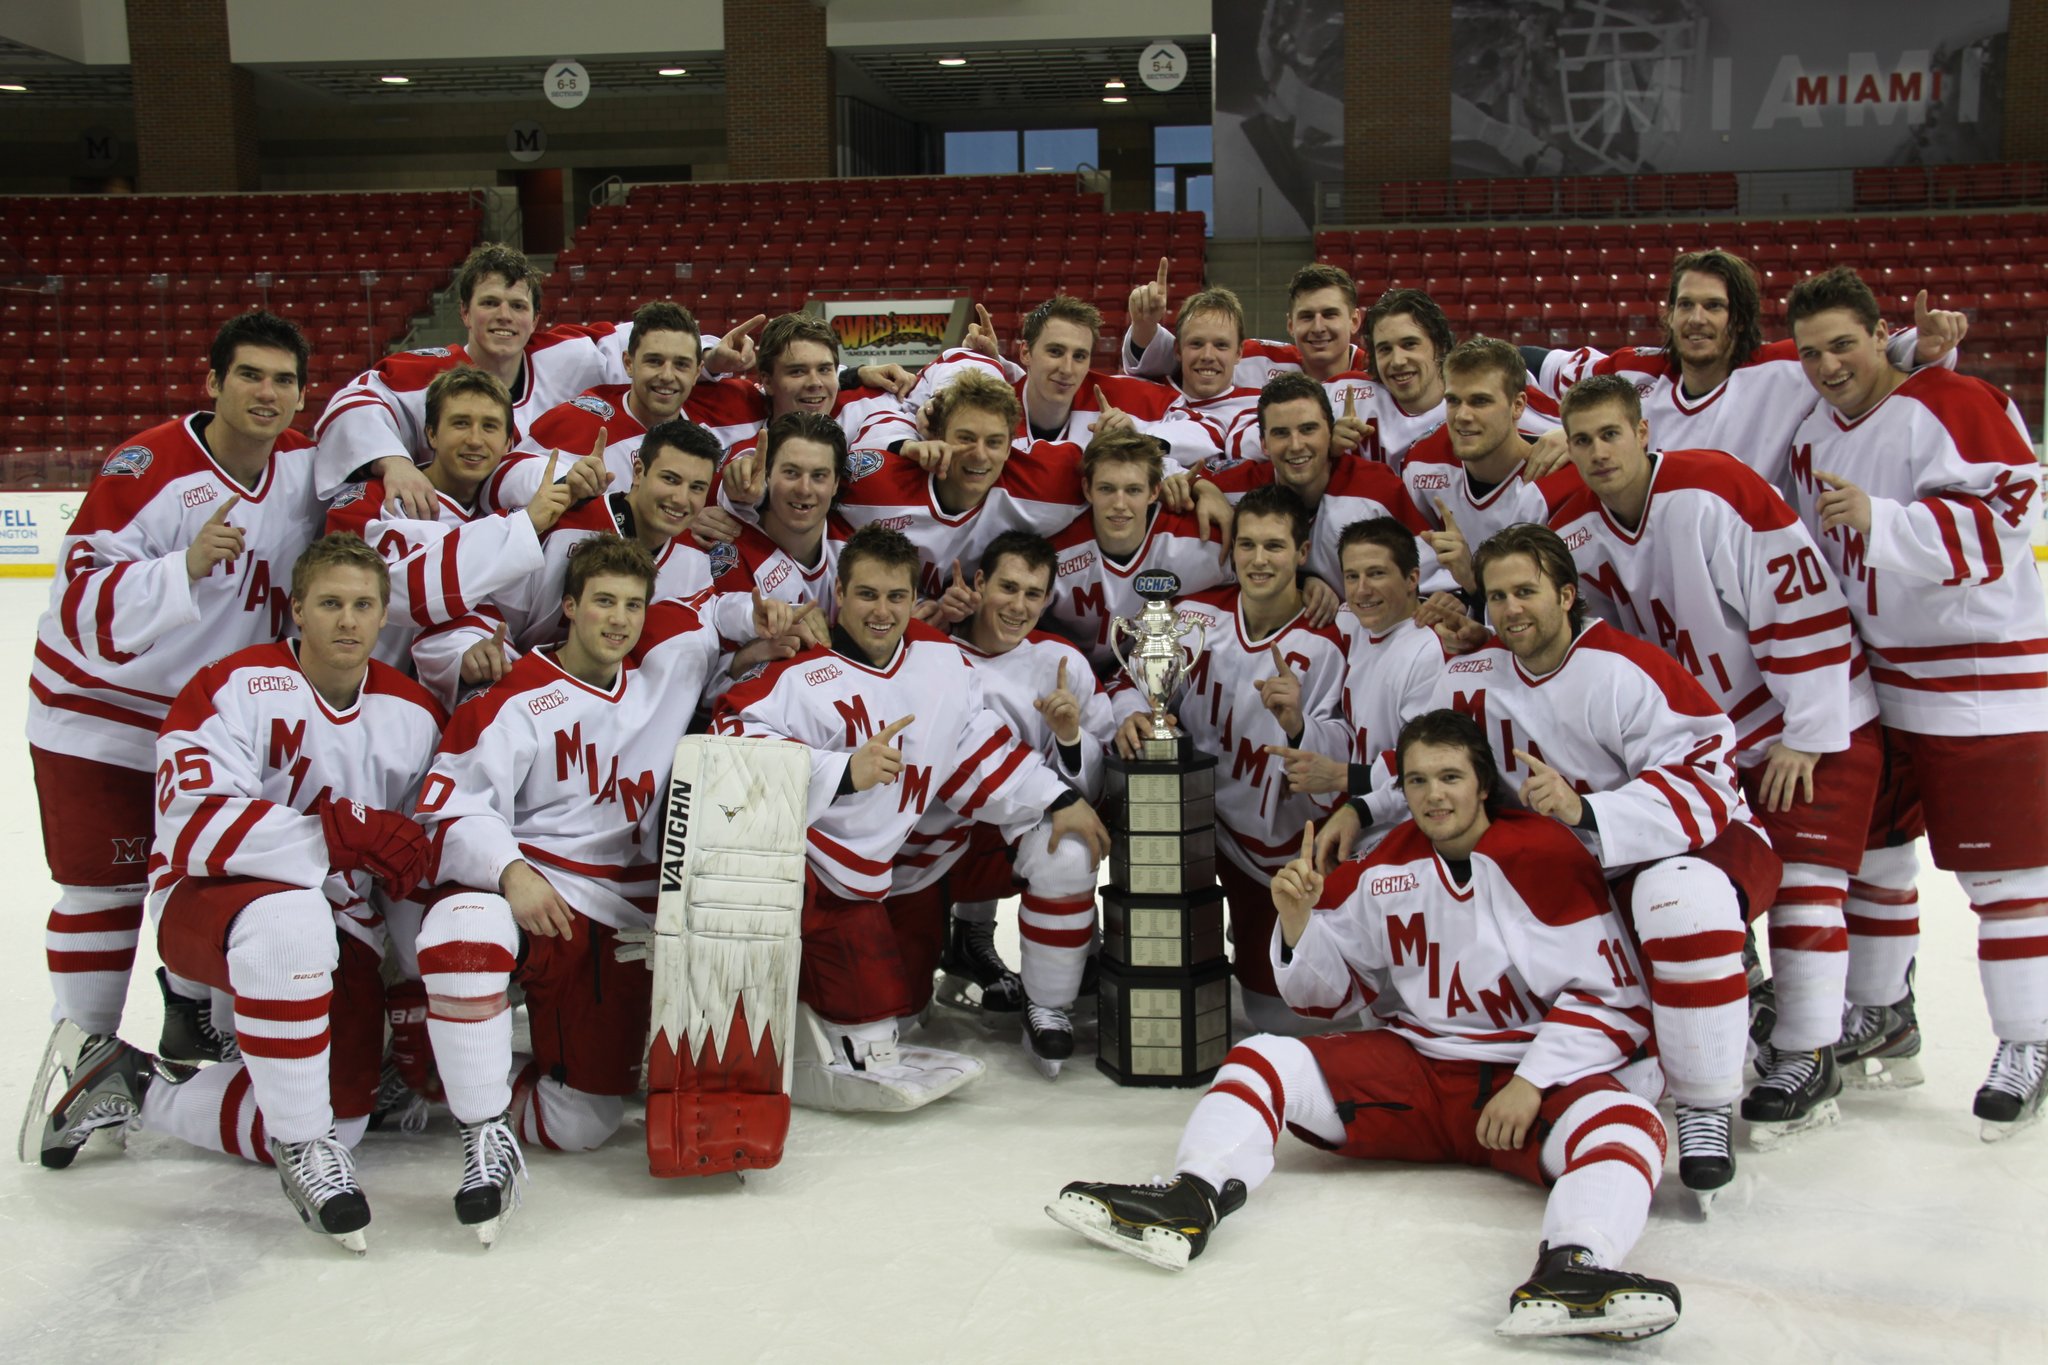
left=549, top=175, right=1209, bottom=347
left=0, top=189, right=480, bottom=483
left=1314, top=209, right=2048, bottom=417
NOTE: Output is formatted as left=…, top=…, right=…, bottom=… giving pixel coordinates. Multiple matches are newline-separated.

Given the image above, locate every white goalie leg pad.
left=789, top=1007, right=984, bottom=1113
left=651, top=735, right=811, bottom=1094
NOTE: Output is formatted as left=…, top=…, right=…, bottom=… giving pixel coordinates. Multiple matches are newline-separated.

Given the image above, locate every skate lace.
left=1026, top=1001, right=1071, bottom=1033
left=64, top=1094, right=141, bottom=1145
left=1674, top=1104, right=1731, bottom=1157
left=1758, top=1048, right=1820, bottom=1093
left=459, top=1119, right=529, bottom=1209
left=283, top=1134, right=361, bottom=1206
left=198, top=1010, right=241, bottom=1063
left=1983, top=1040, right=2048, bottom=1099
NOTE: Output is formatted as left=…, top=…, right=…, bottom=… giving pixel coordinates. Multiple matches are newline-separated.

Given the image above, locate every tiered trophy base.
left=1095, top=958, right=1232, bottom=1087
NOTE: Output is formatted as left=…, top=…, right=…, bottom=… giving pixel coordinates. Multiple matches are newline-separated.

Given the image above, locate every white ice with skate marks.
left=0, top=578, right=2043, bottom=1363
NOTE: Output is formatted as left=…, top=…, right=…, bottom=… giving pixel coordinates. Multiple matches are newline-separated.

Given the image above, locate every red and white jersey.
left=713, top=622, right=1071, bottom=900
left=1550, top=448, right=1878, bottom=763
left=1334, top=614, right=1451, bottom=769
left=705, top=518, right=849, bottom=642
left=324, top=478, right=545, bottom=677
left=29, top=416, right=324, bottom=771
left=1399, top=427, right=1582, bottom=545
left=1536, top=331, right=1937, bottom=491
left=1784, top=366, right=2048, bottom=737
left=1046, top=505, right=1233, bottom=671
left=1123, top=328, right=1367, bottom=393
left=1174, top=384, right=1264, bottom=463
left=905, top=349, right=1222, bottom=467
left=514, top=383, right=649, bottom=493
left=311, top=326, right=609, bottom=497
left=1277, top=811, right=1655, bottom=1091
left=1312, top=372, right=1561, bottom=476
left=149, top=642, right=445, bottom=951
left=1107, top=586, right=1351, bottom=878
left=832, top=444, right=1088, bottom=602
left=416, top=597, right=729, bottom=932
left=1394, top=621, right=1760, bottom=878
left=1204, top=454, right=1443, bottom=592
left=492, top=493, right=714, bottom=653
left=684, top=380, right=915, bottom=459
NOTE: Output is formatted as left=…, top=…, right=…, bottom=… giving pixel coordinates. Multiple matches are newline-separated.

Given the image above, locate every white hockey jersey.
left=705, top=517, right=850, bottom=642
left=1549, top=447, right=1878, bottom=762
left=311, top=326, right=610, bottom=498
left=1276, top=810, right=1656, bottom=1092
left=28, top=415, right=325, bottom=771
left=1784, top=366, right=2048, bottom=737
left=1334, top=613, right=1451, bottom=771
left=713, top=621, right=1072, bottom=900
left=682, top=377, right=916, bottom=458
left=149, top=642, right=445, bottom=951
left=416, top=597, right=730, bottom=931
left=904, top=348, right=1223, bottom=467
left=1205, top=452, right=1444, bottom=592
left=1318, top=371, right=1561, bottom=476
left=1046, top=504, right=1233, bottom=672
left=1399, top=426, right=1582, bottom=545
left=513, top=383, right=649, bottom=493
left=1107, top=586, right=1351, bottom=879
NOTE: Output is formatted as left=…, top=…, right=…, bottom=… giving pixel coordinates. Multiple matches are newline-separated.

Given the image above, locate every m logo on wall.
left=1450, top=0, right=2007, bottom=177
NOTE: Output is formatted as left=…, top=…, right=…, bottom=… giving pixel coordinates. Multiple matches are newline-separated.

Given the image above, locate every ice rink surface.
left=0, top=576, right=2043, bottom=1364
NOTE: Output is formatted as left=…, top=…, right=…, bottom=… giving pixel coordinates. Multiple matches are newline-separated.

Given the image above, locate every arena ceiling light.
left=379, top=75, right=410, bottom=84
left=1102, top=94, right=1127, bottom=103
left=937, top=57, right=967, bottom=67
left=0, top=83, right=25, bottom=92
left=657, top=67, right=687, bottom=76
left=1104, top=78, right=1126, bottom=89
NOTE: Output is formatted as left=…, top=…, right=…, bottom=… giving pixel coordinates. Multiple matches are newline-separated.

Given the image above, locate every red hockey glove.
left=319, top=797, right=434, bottom=899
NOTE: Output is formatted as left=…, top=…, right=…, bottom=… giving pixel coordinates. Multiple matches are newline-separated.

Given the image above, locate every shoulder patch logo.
left=570, top=394, right=616, bottom=420
left=409, top=346, right=453, bottom=358
left=849, top=450, right=884, bottom=481
left=101, top=445, right=153, bottom=479
left=707, top=540, right=738, bottom=578
left=330, top=482, right=367, bottom=509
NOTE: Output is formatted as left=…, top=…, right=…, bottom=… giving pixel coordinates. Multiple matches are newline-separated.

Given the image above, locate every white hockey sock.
left=509, top=1057, right=625, bottom=1152
left=44, top=884, right=145, bottom=1037
left=1174, top=1035, right=1341, bottom=1195
left=140, top=1061, right=270, bottom=1164
left=1630, top=858, right=1746, bottom=1107
left=1846, top=845, right=1920, bottom=1007
left=416, top=892, right=520, bottom=1125
left=225, top=889, right=340, bottom=1145
left=1017, top=889, right=1093, bottom=1008
left=1961, top=868, right=2048, bottom=1042
left=951, top=899, right=998, bottom=926
left=1538, top=1090, right=1665, bottom=1267
left=1766, top=864, right=1850, bottom=1050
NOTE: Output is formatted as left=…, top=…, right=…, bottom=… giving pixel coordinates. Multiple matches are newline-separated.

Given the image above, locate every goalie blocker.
left=644, top=735, right=810, bottom=1177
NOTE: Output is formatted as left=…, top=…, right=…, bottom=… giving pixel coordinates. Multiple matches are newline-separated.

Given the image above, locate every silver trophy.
left=1109, top=571, right=1207, bottom=762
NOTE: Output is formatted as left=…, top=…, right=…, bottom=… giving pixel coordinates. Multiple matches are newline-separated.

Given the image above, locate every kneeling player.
left=40, top=537, right=443, bottom=1254
left=1047, top=711, right=1679, bottom=1342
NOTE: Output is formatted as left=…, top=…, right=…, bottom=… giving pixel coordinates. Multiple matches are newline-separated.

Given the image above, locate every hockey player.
left=1049, top=709, right=1681, bottom=1343
left=714, top=526, right=1111, bottom=1107
left=1323, top=525, right=1781, bottom=1206
left=1785, top=266, right=2048, bottom=1138
left=1524, top=248, right=1965, bottom=489
left=26, top=312, right=327, bottom=1125
left=707, top=411, right=854, bottom=624
left=312, top=242, right=614, bottom=509
left=1109, top=485, right=1351, bottom=1035
left=413, top=536, right=793, bottom=1235
left=1123, top=261, right=1366, bottom=387
left=1118, top=270, right=1262, bottom=457
left=1197, top=371, right=1442, bottom=596
left=1045, top=427, right=1234, bottom=671
left=902, top=531, right=1116, bottom=1061
left=514, top=299, right=704, bottom=492
left=685, top=311, right=917, bottom=459
left=1400, top=337, right=1582, bottom=595
left=1549, top=372, right=1882, bottom=1142
left=40, top=536, right=443, bottom=1255
left=905, top=294, right=1223, bottom=466
left=1264, top=516, right=1449, bottom=807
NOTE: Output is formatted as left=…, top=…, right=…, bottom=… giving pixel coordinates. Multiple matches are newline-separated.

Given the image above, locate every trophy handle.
left=1108, top=614, right=1138, bottom=680
left=1176, top=618, right=1207, bottom=681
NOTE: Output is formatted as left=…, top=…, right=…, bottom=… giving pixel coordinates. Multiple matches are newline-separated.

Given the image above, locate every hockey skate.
left=155, top=967, right=238, bottom=1066
left=268, top=1131, right=371, bottom=1255
left=932, top=916, right=1024, bottom=1023
left=366, top=1061, right=431, bottom=1135
left=1974, top=1040, right=2047, bottom=1142
left=1833, top=989, right=1923, bottom=1090
left=1495, top=1243, right=1681, bottom=1342
left=1674, top=1104, right=1734, bottom=1215
left=789, top=1008, right=983, bottom=1112
left=454, top=1112, right=527, bottom=1246
left=1745, top=976, right=1776, bottom=1077
left=1022, top=1000, right=1074, bottom=1080
left=1045, top=1173, right=1246, bottom=1271
left=19, top=1020, right=89, bottom=1164
left=1741, top=1047, right=1842, bottom=1150
left=38, top=1033, right=152, bottom=1170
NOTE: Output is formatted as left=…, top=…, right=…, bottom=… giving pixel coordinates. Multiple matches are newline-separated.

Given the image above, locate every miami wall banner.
left=816, top=299, right=969, bottom=367
left=1450, top=0, right=2008, bottom=177
left=1213, top=0, right=1343, bottom=236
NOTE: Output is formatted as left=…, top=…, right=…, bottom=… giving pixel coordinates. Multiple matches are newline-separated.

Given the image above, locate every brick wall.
left=723, top=0, right=834, bottom=178
left=125, top=0, right=261, bottom=192
left=1344, top=0, right=1451, bottom=217
left=2006, top=0, right=2048, bottom=161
